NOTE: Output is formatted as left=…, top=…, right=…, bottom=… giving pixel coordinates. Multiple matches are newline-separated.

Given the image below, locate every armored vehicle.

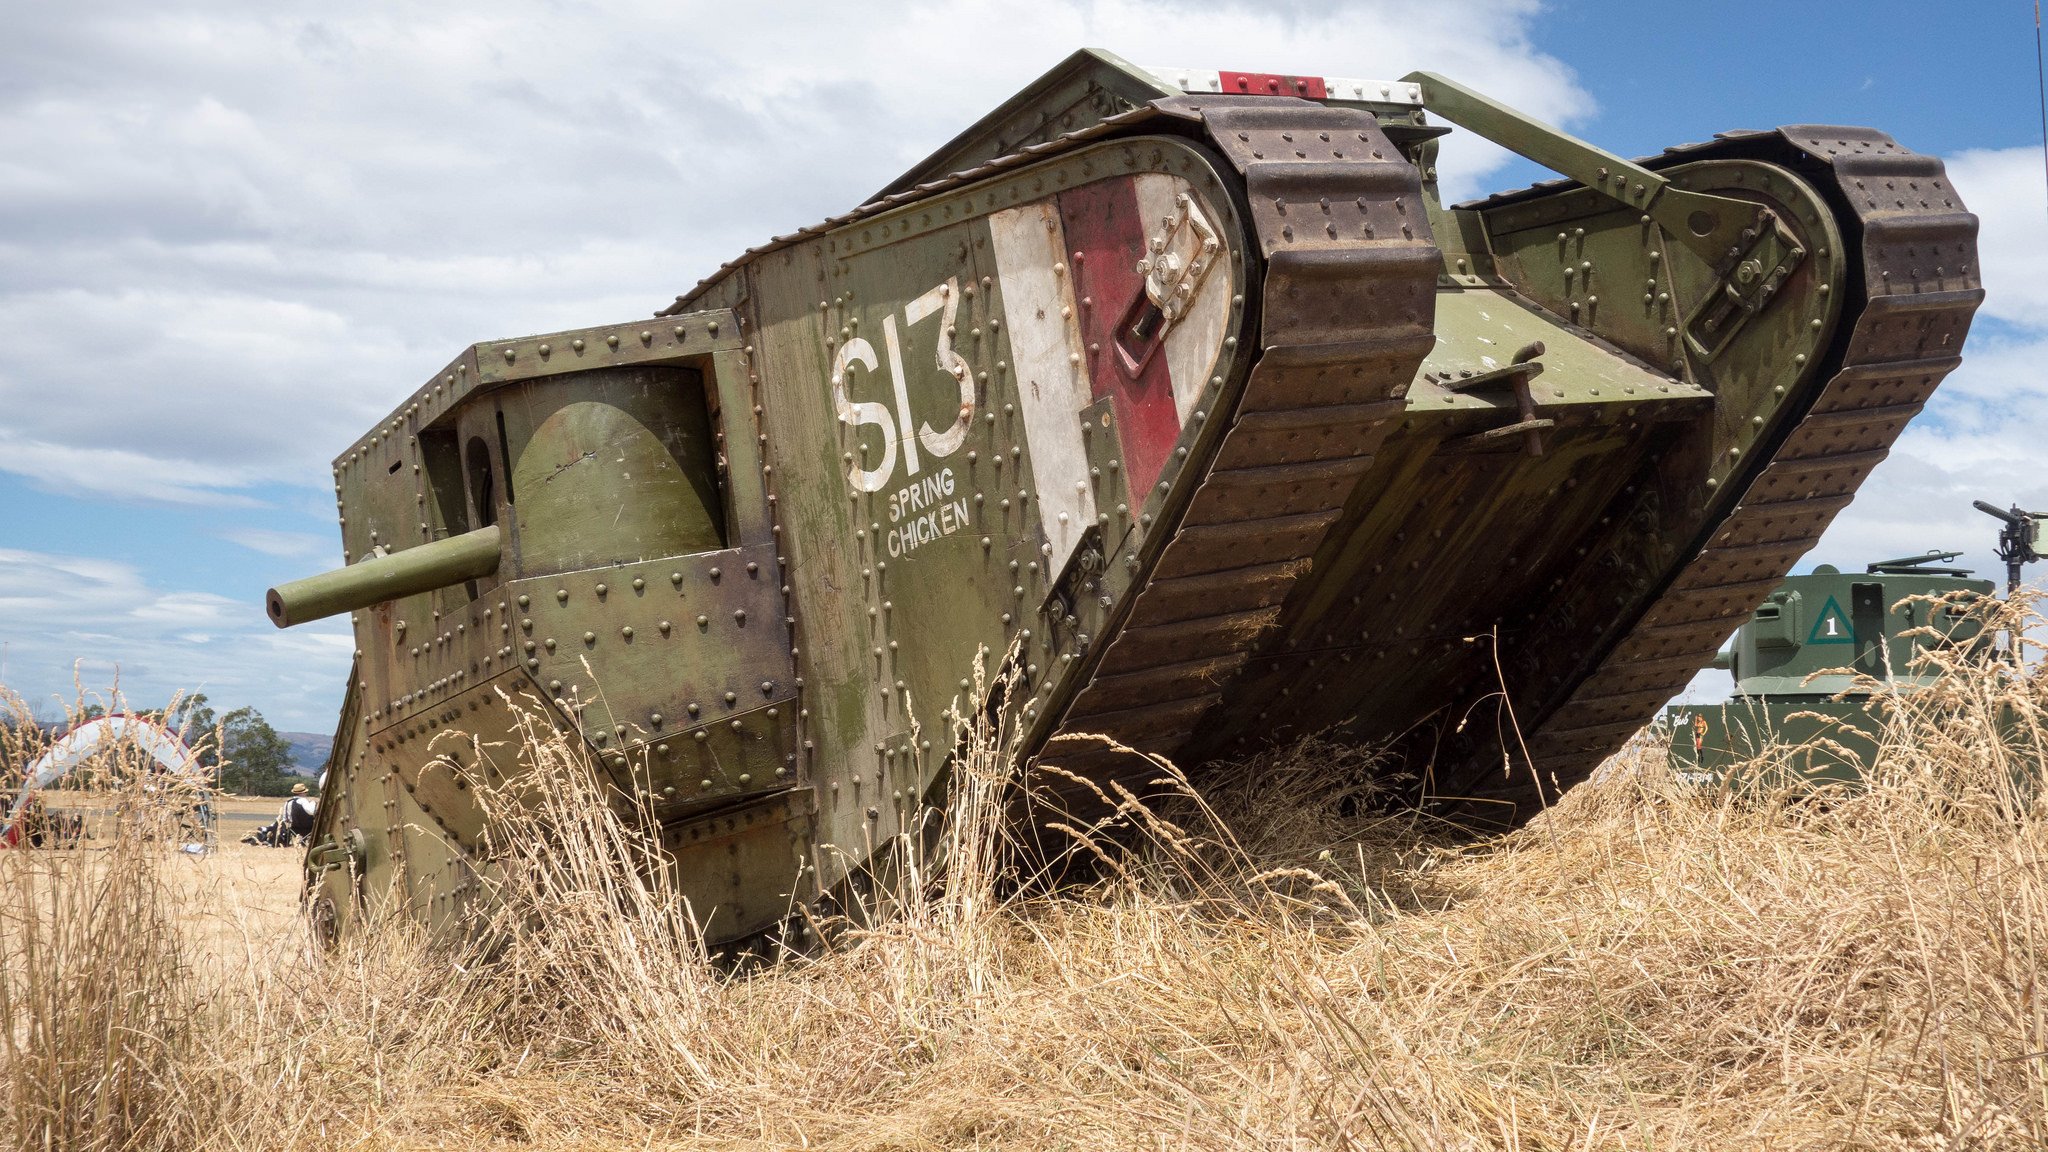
left=1667, top=502, right=2041, bottom=787
left=269, top=51, right=1982, bottom=943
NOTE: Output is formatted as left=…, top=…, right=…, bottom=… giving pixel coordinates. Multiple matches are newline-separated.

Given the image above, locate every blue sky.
left=2, top=0, right=2043, bottom=729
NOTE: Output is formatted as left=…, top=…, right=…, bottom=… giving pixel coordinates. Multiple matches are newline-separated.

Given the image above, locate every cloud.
left=0, top=428, right=270, bottom=505
left=219, top=528, right=330, bottom=558
left=1940, top=146, right=2048, bottom=329
left=0, top=546, right=351, bottom=727
left=0, top=0, right=1585, bottom=507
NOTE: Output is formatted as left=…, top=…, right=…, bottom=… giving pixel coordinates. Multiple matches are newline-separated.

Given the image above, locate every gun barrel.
left=267, top=525, right=502, bottom=628
left=1974, top=499, right=2021, bottom=525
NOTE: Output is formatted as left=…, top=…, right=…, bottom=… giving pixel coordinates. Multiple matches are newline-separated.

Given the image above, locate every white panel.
left=1133, top=173, right=1235, bottom=422
left=988, top=201, right=1098, bottom=577
left=1323, top=76, right=1424, bottom=105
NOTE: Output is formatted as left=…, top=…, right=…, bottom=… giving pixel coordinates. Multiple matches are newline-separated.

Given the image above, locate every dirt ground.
left=31, top=793, right=308, bottom=932
left=182, top=800, right=307, bottom=939
left=176, top=838, right=305, bottom=935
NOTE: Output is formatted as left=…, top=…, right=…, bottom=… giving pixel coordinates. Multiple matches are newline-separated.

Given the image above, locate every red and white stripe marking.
left=989, top=174, right=1234, bottom=578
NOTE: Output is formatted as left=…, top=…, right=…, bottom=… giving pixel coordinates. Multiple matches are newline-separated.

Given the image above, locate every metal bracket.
left=1116, top=193, right=1221, bottom=379
left=1442, top=341, right=1550, bottom=457
left=1404, top=71, right=1768, bottom=273
left=307, top=826, right=367, bottom=873
left=1043, top=521, right=1106, bottom=653
left=1684, top=212, right=1807, bottom=361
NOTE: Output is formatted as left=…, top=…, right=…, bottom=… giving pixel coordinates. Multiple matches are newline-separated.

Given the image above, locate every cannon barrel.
left=267, top=525, right=501, bottom=628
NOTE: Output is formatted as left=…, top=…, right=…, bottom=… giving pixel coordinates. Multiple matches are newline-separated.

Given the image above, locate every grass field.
left=3, top=621, right=2046, bottom=1151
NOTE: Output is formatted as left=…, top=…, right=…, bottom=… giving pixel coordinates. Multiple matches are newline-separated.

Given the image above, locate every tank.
left=270, top=50, right=1983, bottom=945
left=1663, top=553, right=1994, bottom=787
left=1665, top=502, right=2041, bottom=788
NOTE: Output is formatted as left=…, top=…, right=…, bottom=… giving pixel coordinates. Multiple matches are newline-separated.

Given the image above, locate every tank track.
left=660, top=103, right=1977, bottom=826
left=1465, top=127, right=1983, bottom=815
left=1041, top=97, right=1441, bottom=795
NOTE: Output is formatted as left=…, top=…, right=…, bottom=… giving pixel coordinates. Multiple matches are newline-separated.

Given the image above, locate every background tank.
left=1666, top=501, right=2042, bottom=788
left=1664, top=552, right=1994, bottom=787
left=272, top=50, right=1983, bottom=945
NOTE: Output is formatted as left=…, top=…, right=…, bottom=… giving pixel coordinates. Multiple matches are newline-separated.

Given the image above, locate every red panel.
left=1216, top=71, right=1327, bottom=100
left=1056, top=178, right=1182, bottom=503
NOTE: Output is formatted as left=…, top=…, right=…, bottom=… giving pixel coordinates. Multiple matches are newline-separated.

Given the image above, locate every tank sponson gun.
left=266, top=524, right=501, bottom=628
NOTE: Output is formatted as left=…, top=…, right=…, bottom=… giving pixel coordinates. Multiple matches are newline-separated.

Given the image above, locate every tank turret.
left=271, top=49, right=1982, bottom=944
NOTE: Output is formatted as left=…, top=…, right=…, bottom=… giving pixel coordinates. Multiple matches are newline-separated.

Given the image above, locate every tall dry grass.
left=2, top=604, right=2047, bottom=1149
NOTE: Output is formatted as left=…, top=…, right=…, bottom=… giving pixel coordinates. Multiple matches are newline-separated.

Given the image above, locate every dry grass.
left=3, top=608, right=2048, bottom=1150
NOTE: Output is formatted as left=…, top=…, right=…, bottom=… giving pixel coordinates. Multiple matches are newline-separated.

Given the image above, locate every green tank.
left=1665, top=502, right=2041, bottom=788
left=270, top=50, right=1984, bottom=945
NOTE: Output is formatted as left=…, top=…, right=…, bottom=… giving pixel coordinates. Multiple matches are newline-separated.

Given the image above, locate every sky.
left=1, top=0, right=2043, bottom=729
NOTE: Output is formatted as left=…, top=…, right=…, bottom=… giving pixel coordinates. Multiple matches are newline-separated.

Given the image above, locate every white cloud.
left=0, top=428, right=270, bottom=505
left=0, top=0, right=1583, bottom=506
left=0, top=547, right=351, bottom=728
left=1941, top=146, right=2048, bottom=329
left=219, top=528, right=330, bottom=558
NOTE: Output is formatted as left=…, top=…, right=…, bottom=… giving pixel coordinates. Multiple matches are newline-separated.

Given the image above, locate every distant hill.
left=278, top=731, right=331, bottom=776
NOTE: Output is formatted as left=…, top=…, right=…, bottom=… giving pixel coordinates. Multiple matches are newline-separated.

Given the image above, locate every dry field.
left=3, top=614, right=2047, bottom=1151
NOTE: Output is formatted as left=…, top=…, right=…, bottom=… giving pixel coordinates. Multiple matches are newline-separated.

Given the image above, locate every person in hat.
left=281, top=781, right=319, bottom=843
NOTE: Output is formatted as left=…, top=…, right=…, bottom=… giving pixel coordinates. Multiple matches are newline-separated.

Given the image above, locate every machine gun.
left=1972, top=501, right=2047, bottom=594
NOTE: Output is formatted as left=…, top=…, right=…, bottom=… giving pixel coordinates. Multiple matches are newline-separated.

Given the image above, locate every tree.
left=216, top=707, right=296, bottom=796
left=160, top=694, right=220, bottom=767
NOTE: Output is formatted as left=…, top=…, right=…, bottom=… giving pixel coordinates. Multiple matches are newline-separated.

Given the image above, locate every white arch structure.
left=3, top=715, right=205, bottom=847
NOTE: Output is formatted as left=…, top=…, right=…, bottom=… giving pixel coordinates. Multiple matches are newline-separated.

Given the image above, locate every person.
left=245, top=782, right=319, bottom=848
left=283, top=782, right=318, bottom=841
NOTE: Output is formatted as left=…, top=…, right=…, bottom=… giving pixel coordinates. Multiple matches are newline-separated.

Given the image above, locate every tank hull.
left=291, top=54, right=1982, bottom=944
